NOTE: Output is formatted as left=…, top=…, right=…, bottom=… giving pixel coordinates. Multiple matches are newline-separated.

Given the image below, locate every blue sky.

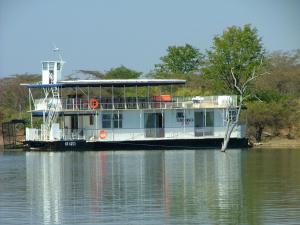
left=1, top=0, right=299, bottom=77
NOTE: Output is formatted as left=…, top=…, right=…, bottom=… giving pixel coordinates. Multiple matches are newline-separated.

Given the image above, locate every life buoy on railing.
left=89, top=98, right=100, bottom=109
left=99, top=129, right=107, bottom=139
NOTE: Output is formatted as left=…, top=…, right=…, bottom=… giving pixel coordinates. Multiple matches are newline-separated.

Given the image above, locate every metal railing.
left=33, top=96, right=237, bottom=111
left=25, top=125, right=245, bottom=142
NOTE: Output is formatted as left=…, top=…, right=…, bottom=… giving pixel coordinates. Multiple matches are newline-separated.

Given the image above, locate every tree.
left=0, top=74, right=40, bottom=124
left=255, top=50, right=300, bottom=97
left=244, top=99, right=300, bottom=142
left=244, top=101, right=274, bottom=142
left=105, top=66, right=141, bottom=79
left=155, top=44, right=204, bottom=74
left=77, top=66, right=141, bottom=80
left=77, top=70, right=104, bottom=79
left=204, top=24, right=267, bottom=151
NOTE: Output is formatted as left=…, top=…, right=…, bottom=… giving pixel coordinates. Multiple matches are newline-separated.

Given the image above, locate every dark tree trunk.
left=255, top=126, right=263, bottom=142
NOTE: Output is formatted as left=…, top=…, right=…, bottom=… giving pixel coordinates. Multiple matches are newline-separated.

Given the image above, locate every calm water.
left=0, top=149, right=300, bottom=225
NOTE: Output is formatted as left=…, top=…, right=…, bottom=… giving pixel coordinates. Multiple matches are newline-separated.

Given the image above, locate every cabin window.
left=102, top=114, right=111, bottom=128
left=113, top=113, right=123, bottom=128
left=229, top=110, right=237, bottom=122
left=224, top=109, right=237, bottom=124
left=206, top=111, right=214, bottom=127
left=102, top=113, right=123, bottom=128
left=194, top=111, right=214, bottom=127
left=49, top=62, right=55, bottom=70
left=194, top=110, right=214, bottom=136
left=42, top=62, right=48, bottom=70
left=89, top=115, right=94, bottom=125
left=176, top=112, right=184, bottom=122
left=57, top=62, right=61, bottom=70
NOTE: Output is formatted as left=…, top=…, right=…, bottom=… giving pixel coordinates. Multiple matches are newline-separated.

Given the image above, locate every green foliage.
left=254, top=89, right=283, bottom=102
left=68, top=66, right=142, bottom=97
left=204, top=24, right=265, bottom=95
left=77, top=66, right=141, bottom=80
left=77, top=70, right=104, bottom=79
left=247, top=49, right=300, bottom=140
left=105, top=66, right=141, bottom=79
left=0, top=74, right=40, bottom=124
left=255, top=50, right=300, bottom=97
left=149, top=71, right=219, bottom=96
left=155, top=44, right=204, bottom=74
left=244, top=99, right=300, bottom=142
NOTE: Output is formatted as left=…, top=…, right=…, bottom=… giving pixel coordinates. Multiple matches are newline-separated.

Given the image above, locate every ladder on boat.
left=47, top=87, right=59, bottom=126
left=42, top=86, right=60, bottom=141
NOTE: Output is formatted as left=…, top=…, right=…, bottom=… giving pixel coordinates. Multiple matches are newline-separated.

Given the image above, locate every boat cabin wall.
left=62, top=108, right=227, bottom=134
left=26, top=108, right=245, bottom=141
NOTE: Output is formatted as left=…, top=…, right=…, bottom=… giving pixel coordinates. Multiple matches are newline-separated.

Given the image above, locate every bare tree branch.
left=230, top=68, right=243, bottom=95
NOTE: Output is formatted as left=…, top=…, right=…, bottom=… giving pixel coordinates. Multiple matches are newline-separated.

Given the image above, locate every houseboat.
left=21, top=56, right=248, bottom=150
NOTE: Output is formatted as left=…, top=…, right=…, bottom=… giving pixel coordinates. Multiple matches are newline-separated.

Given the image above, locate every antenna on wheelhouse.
left=52, top=43, right=63, bottom=62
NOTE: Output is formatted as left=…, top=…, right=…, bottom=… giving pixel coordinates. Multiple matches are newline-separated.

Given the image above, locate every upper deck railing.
left=33, top=95, right=237, bottom=111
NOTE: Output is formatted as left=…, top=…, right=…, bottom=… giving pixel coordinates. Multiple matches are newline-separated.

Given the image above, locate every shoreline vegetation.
left=0, top=25, right=299, bottom=149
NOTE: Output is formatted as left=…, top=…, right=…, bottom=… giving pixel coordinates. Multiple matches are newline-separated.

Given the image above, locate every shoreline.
left=252, top=137, right=300, bottom=149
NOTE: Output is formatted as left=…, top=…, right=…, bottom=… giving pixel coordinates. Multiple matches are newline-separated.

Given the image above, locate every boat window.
left=42, top=62, right=48, bottom=70
left=228, top=110, right=237, bottom=122
left=176, top=111, right=184, bottom=122
left=102, top=113, right=123, bottom=128
left=57, top=63, right=61, bottom=70
left=49, top=62, right=55, bottom=70
left=102, top=114, right=111, bottom=128
left=206, top=111, right=214, bottom=127
left=89, top=115, right=94, bottom=125
left=113, top=113, right=123, bottom=128
left=177, top=112, right=184, bottom=118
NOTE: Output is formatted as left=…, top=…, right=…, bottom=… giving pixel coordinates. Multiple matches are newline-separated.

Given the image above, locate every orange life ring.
left=99, top=129, right=107, bottom=139
left=89, top=98, right=99, bottom=109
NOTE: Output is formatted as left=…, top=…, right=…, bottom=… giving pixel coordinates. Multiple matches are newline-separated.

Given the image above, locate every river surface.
left=0, top=149, right=300, bottom=225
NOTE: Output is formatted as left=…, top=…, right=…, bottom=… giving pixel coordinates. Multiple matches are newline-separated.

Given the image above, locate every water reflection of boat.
left=25, top=150, right=244, bottom=224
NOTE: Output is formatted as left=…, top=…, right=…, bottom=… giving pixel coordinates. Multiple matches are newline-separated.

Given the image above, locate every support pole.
left=124, top=85, right=126, bottom=109
left=75, top=86, right=78, bottom=110
left=147, top=85, right=150, bottom=109
left=62, top=112, right=65, bottom=140
left=159, top=85, right=162, bottom=109
left=99, top=85, right=102, bottom=109
left=112, top=85, right=114, bottom=110
left=183, top=108, right=186, bottom=135
left=29, top=89, right=32, bottom=128
left=135, top=85, right=138, bottom=109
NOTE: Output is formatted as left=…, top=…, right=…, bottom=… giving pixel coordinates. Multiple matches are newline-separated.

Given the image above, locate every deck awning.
left=21, top=79, right=186, bottom=88
left=21, top=83, right=64, bottom=88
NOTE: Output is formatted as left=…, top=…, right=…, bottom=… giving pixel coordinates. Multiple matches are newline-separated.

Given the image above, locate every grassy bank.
left=253, top=137, right=300, bottom=149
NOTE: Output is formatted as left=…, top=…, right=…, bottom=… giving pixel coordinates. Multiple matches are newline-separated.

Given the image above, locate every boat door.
left=194, top=111, right=205, bottom=136
left=71, top=115, right=78, bottom=131
left=144, top=112, right=164, bottom=138
left=194, top=110, right=214, bottom=136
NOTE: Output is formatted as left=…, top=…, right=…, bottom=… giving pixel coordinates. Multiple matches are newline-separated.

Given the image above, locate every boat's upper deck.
left=31, top=95, right=237, bottom=114
left=22, top=78, right=237, bottom=113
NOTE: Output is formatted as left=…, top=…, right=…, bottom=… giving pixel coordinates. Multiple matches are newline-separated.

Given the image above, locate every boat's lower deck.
left=24, top=138, right=249, bottom=151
